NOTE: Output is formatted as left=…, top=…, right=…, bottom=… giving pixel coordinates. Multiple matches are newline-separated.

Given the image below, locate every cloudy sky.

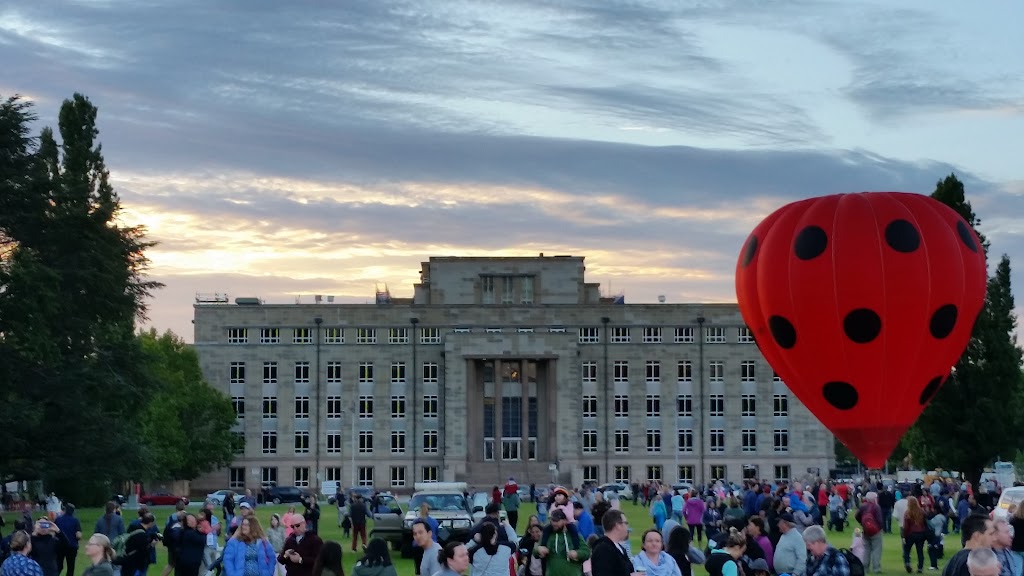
left=3, top=0, right=1023, bottom=341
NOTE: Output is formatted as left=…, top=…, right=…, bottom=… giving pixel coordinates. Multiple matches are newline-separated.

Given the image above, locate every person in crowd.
left=534, top=509, right=589, bottom=576
left=665, top=525, right=703, bottom=576
left=334, top=490, right=346, bottom=530
left=56, top=505, right=83, bottom=576
left=350, top=539, right=396, bottom=576
left=30, top=518, right=65, bottom=576
left=266, top=516, right=286, bottom=576
left=310, top=543, right=343, bottom=576
left=466, top=523, right=515, bottom=576
left=631, top=529, right=682, bottom=576
left=803, top=525, right=852, bottom=576
left=346, top=498, right=368, bottom=552
left=774, top=512, right=807, bottom=576
left=517, top=523, right=546, bottom=576
left=161, top=502, right=188, bottom=576
left=95, top=504, right=126, bottom=545
left=966, top=548, right=1001, bottom=576
left=170, top=514, right=206, bottom=576
left=704, top=528, right=745, bottom=576
left=277, top=511, right=323, bottom=576
left=3, top=531, right=44, bottom=576
left=573, top=503, right=596, bottom=541
left=302, top=498, right=320, bottom=535
left=114, top=513, right=157, bottom=576
left=411, top=521, right=441, bottom=576
left=683, top=494, right=705, bottom=545
left=989, top=519, right=1017, bottom=576
left=856, top=492, right=885, bottom=574
left=435, top=542, right=470, bottom=576
left=503, top=485, right=522, bottom=533
left=222, top=493, right=236, bottom=527
left=223, top=516, right=274, bottom=576
left=81, top=534, right=114, bottom=576
left=943, top=515, right=997, bottom=576
left=903, top=497, right=930, bottom=573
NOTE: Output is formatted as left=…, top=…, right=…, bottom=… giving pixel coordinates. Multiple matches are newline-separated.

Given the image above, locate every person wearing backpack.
left=803, top=526, right=861, bottom=576
left=854, top=492, right=884, bottom=574
left=112, top=513, right=157, bottom=576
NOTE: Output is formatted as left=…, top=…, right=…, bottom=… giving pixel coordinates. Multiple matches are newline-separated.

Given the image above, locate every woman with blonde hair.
left=2, top=531, right=44, bottom=576
left=223, top=517, right=275, bottom=576
left=82, top=534, right=114, bottom=576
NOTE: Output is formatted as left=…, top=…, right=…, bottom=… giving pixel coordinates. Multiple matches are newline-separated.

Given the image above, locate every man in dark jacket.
left=278, top=518, right=323, bottom=576
left=591, top=510, right=634, bottom=576
left=347, top=496, right=368, bottom=551
left=116, top=514, right=157, bottom=576
left=470, top=503, right=511, bottom=543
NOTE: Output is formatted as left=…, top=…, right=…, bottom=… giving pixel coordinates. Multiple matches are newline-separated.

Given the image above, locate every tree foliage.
left=901, top=174, right=1024, bottom=486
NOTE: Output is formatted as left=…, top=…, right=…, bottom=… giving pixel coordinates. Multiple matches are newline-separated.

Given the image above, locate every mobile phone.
left=39, top=521, right=52, bottom=530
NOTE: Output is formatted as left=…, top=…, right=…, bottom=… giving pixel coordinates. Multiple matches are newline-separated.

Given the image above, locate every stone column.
left=495, top=359, right=504, bottom=463
left=521, top=360, right=531, bottom=461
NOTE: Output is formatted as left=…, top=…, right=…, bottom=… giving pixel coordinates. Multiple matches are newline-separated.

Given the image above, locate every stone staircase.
left=457, top=461, right=569, bottom=491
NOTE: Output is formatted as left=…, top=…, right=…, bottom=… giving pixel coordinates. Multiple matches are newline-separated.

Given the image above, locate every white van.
left=993, top=486, right=1024, bottom=520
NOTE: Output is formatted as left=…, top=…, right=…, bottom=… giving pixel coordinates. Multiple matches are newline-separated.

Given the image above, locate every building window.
left=357, top=467, right=373, bottom=487
left=647, top=465, right=663, bottom=483
left=420, top=328, right=441, bottom=344
left=582, top=362, right=597, bottom=383
left=645, top=361, right=660, bottom=382
left=261, top=467, right=278, bottom=485
left=709, top=361, right=724, bottom=382
left=582, top=466, right=599, bottom=484
left=549, top=326, right=566, bottom=333
left=232, top=432, right=244, bottom=454
left=773, top=371, right=783, bottom=383
left=642, top=327, right=662, bottom=343
left=678, top=465, right=694, bottom=484
left=645, top=394, right=660, bottom=417
left=390, top=466, right=407, bottom=487
left=324, top=327, right=344, bottom=344
left=709, top=394, right=724, bottom=416
left=358, top=431, right=373, bottom=453
left=453, top=327, right=471, bottom=334
left=294, top=431, right=310, bottom=454
left=327, top=433, right=341, bottom=454
left=613, top=395, right=629, bottom=417
left=326, top=362, right=342, bottom=383
left=294, top=467, right=310, bottom=487
left=229, top=468, right=245, bottom=489
left=390, top=362, right=405, bottom=383
left=674, top=327, right=694, bottom=343
left=262, top=432, right=277, bottom=454
left=582, top=396, right=597, bottom=418
left=710, top=429, right=725, bottom=452
left=677, top=361, right=692, bottom=381
left=737, top=327, right=754, bottom=343
left=741, top=429, right=756, bottom=452
left=232, top=396, right=245, bottom=418
left=774, top=429, right=789, bottom=452
left=294, top=396, right=309, bottom=419
left=230, top=362, right=245, bottom=384
left=262, top=362, right=278, bottom=384
left=325, top=467, right=342, bottom=482
left=359, top=395, right=374, bottom=418
left=481, top=276, right=495, bottom=304
left=613, top=361, right=628, bottom=382
left=293, top=328, right=312, bottom=344
left=294, top=362, right=310, bottom=384
left=582, top=430, right=597, bottom=453
left=501, top=276, right=515, bottom=304
left=614, top=466, right=631, bottom=483
left=521, top=276, right=534, bottom=304
left=610, top=327, right=631, bottom=343
left=228, top=328, right=248, bottom=344
left=677, top=394, right=693, bottom=416
left=356, top=328, right=376, bottom=344
left=422, top=395, right=438, bottom=418
left=614, top=430, right=629, bottom=453
left=741, top=394, right=756, bottom=417
left=678, top=429, right=693, bottom=453
left=390, top=395, right=406, bottom=418
left=391, top=431, right=406, bottom=453
left=388, top=328, right=409, bottom=344
left=260, top=328, right=280, bottom=344
left=422, top=466, right=439, bottom=482
left=646, top=429, right=661, bottom=453
left=741, top=361, right=756, bottom=382
left=327, top=396, right=342, bottom=419
left=705, top=327, right=726, bottom=343
left=710, top=465, right=727, bottom=481
left=774, top=465, right=791, bottom=482
left=773, top=394, right=789, bottom=417
left=359, top=363, right=374, bottom=383
left=579, top=328, right=600, bottom=344
left=423, top=431, right=439, bottom=453
left=262, top=396, right=277, bottom=417
left=422, top=363, right=439, bottom=383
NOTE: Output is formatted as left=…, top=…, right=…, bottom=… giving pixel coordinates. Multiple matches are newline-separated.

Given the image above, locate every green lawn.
left=2, top=502, right=960, bottom=575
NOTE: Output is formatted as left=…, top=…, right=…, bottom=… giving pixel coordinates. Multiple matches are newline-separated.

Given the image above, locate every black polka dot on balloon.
left=823, top=381, right=859, bottom=410
left=885, top=219, right=920, bottom=253
left=794, top=226, right=828, bottom=260
left=929, top=304, right=958, bottom=339
left=769, top=315, right=797, bottom=349
left=843, top=308, right=882, bottom=344
left=957, top=220, right=978, bottom=253
left=741, top=235, right=758, bottom=268
left=919, top=376, right=943, bottom=405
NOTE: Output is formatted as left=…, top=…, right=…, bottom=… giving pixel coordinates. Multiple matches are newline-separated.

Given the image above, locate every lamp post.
left=696, top=315, right=706, bottom=488
left=410, top=317, right=420, bottom=484
left=601, top=316, right=610, bottom=483
left=314, top=317, right=323, bottom=494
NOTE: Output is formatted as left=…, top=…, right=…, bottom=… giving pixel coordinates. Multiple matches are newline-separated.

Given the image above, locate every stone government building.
left=191, top=255, right=834, bottom=494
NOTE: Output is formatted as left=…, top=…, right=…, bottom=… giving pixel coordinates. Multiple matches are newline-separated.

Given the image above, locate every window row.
left=234, top=361, right=441, bottom=385
left=582, top=464, right=792, bottom=485
left=581, top=393, right=789, bottom=418
left=578, top=326, right=753, bottom=344
left=234, top=394, right=439, bottom=419
left=580, top=360, right=772, bottom=383
left=479, top=275, right=535, bottom=305
left=254, top=430, right=441, bottom=455
left=581, top=428, right=790, bottom=454
left=228, top=327, right=445, bottom=345
left=229, top=465, right=441, bottom=490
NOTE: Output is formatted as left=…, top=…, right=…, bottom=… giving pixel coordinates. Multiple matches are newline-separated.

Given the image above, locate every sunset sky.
left=3, top=1, right=1023, bottom=341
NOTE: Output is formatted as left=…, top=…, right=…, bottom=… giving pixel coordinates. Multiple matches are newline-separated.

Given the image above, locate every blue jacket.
left=223, top=538, right=276, bottom=576
left=576, top=511, right=596, bottom=540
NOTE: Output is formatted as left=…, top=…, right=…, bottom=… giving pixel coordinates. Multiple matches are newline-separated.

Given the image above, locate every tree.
left=0, top=93, right=162, bottom=499
left=901, top=174, right=1024, bottom=486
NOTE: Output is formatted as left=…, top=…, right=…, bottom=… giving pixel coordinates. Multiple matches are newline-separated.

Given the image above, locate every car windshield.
left=410, top=494, right=467, bottom=511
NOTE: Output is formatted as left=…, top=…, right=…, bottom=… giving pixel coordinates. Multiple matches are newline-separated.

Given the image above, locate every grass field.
left=2, top=502, right=961, bottom=575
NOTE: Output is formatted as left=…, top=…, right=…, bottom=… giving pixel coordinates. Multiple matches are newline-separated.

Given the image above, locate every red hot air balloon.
left=735, top=192, right=987, bottom=468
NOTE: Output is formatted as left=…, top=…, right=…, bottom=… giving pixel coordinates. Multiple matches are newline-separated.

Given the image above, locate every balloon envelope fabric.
left=735, top=192, right=987, bottom=468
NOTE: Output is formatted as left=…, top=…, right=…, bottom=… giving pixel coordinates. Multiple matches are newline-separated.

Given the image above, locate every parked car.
left=470, top=492, right=508, bottom=524
left=517, top=486, right=531, bottom=503
left=140, top=492, right=189, bottom=506
left=368, top=494, right=405, bottom=550
left=262, top=486, right=312, bottom=505
left=349, top=487, right=376, bottom=501
left=401, top=483, right=472, bottom=557
left=994, top=487, right=1024, bottom=521
left=671, top=482, right=694, bottom=494
left=597, top=483, right=633, bottom=500
left=206, top=489, right=237, bottom=506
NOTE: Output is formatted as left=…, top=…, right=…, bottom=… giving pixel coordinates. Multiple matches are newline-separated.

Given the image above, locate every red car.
left=140, top=491, right=189, bottom=506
